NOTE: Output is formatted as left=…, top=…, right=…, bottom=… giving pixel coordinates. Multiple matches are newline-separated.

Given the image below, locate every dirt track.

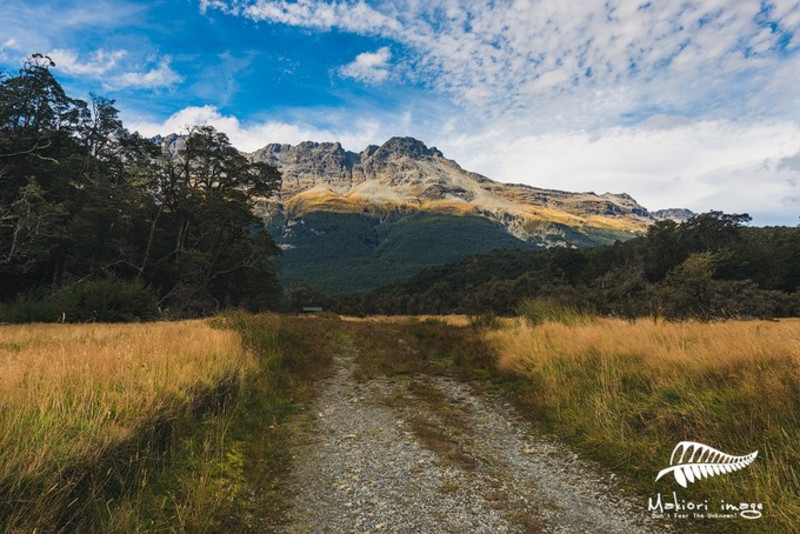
left=276, top=335, right=669, bottom=533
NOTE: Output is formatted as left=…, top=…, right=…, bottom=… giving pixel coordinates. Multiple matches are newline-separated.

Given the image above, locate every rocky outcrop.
left=250, top=142, right=362, bottom=195
left=249, top=137, right=450, bottom=197
left=652, top=208, right=695, bottom=222
left=246, top=136, right=686, bottom=245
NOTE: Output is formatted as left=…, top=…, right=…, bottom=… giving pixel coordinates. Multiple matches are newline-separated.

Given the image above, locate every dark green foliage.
left=0, top=58, right=281, bottom=320
left=272, top=211, right=540, bottom=294
left=282, top=283, right=333, bottom=312
left=337, top=211, right=800, bottom=320
left=0, top=277, right=159, bottom=323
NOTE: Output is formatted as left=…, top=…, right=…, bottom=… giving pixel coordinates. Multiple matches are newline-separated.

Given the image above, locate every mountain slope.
left=248, top=136, right=691, bottom=294
left=267, top=211, right=539, bottom=295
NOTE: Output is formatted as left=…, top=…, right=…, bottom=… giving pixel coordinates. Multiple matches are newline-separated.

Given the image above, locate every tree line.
left=0, top=56, right=281, bottom=322
left=335, top=211, right=800, bottom=320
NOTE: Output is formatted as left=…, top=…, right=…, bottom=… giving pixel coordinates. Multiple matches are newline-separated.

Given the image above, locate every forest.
left=335, top=212, right=800, bottom=320
left=0, top=57, right=282, bottom=322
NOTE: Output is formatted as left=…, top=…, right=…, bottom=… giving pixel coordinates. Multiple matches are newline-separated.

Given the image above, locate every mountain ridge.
left=248, top=136, right=692, bottom=246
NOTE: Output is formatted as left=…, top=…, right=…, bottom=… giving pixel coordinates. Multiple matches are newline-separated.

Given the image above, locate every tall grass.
left=0, top=320, right=255, bottom=531
left=516, top=297, right=590, bottom=326
left=486, top=318, right=800, bottom=532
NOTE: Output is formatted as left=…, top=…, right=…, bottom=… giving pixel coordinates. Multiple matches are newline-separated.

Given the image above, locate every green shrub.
left=468, top=311, right=501, bottom=331
left=0, top=277, right=160, bottom=323
left=516, top=297, right=585, bottom=326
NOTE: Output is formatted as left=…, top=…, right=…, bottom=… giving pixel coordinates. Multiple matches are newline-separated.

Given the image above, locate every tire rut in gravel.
left=394, top=375, right=672, bottom=534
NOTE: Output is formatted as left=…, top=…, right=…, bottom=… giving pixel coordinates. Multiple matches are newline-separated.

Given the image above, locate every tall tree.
left=146, top=126, right=281, bottom=313
left=0, top=55, right=88, bottom=290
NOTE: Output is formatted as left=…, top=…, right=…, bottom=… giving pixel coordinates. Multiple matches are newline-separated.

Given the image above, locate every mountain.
left=246, top=136, right=689, bottom=294
left=249, top=137, right=667, bottom=241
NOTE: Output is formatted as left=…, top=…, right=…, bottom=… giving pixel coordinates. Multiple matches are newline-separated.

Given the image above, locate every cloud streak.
left=110, top=57, right=183, bottom=90
left=43, top=49, right=183, bottom=90
left=48, top=49, right=127, bottom=76
left=207, top=0, right=800, bottom=129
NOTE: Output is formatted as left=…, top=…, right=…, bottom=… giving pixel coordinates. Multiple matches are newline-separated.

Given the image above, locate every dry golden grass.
left=486, top=318, right=800, bottom=532
left=0, top=320, right=256, bottom=529
left=490, top=318, right=800, bottom=373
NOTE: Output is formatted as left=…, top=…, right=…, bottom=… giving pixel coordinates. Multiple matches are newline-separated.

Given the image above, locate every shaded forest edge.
left=332, top=212, right=800, bottom=320
left=1, top=57, right=282, bottom=322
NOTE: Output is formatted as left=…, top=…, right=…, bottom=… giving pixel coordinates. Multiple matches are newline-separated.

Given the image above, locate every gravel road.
left=277, top=346, right=670, bottom=533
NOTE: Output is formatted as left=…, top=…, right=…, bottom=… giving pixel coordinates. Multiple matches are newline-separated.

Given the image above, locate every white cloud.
left=125, top=105, right=388, bottom=152
left=48, top=48, right=126, bottom=76
left=227, top=0, right=401, bottom=34
left=33, top=48, right=182, bottom=91
left=207, top=0, right=800, bottom=128
left=340, top=47, right=392, bottom=83
left=111, top=57, right=183, bottom=89
left=0, top=38, right=20, bottom=62
left=198, top=0, right=229, bottom=14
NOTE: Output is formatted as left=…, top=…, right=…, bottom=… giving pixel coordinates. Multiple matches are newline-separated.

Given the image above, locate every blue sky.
left=2, top=1, right=800, bottom=225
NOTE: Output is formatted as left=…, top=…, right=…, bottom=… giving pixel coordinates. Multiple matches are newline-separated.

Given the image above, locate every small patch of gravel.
left=277, top=351, right=671, bottom=533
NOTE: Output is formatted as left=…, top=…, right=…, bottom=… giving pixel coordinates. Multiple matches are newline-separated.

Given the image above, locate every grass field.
left=2, top=314, right=796, bottom=532
left=0, top=320, right=255, bottom=530
left=0, top=316, right=336, bottom=532
left=485, top=317, right=800, bottom=532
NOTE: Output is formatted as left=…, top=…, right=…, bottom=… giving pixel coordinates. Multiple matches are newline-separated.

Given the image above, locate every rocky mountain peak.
left=371, top=137, right=444, bottom=161
left=246, top=136, right=452, bottom=197
left=249, top=141, right=361, bottom=181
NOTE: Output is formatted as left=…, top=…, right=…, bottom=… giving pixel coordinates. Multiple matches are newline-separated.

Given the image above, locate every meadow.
left=0, top=320, right=255, bottom=530
left=0, top=316, right=336, bottom=532
left=485, top=316, right=800, bottom=532
left=1, top=313, right=796, bottom=532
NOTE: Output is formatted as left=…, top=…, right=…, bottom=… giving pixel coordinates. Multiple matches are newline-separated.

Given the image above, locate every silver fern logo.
left=656, top=441, right=758, bottom=488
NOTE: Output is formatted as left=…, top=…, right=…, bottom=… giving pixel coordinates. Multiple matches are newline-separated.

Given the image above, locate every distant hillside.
left=248, top=136, right=691, bottom=292
left=335, top=217, right=800, bottom=320
left=267, top=211, right=539, bottom=295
